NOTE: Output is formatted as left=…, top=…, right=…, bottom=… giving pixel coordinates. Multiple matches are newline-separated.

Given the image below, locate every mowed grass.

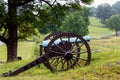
left=0, top=41, right=35, bottom=61
left=89, top=17, right=113, bottom=38
left=0, top=17, right=120, bottom=80
left=17, top=41, right=36, bottom=60
left=0, top=44, right=7, bottom=61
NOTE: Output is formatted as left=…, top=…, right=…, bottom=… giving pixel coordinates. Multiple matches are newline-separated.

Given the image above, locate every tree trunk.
left=6, top=0, right=18, bottom=62
left=6, top=26, right=18, bottom=62
left=115, top=28, right=118, bottom=36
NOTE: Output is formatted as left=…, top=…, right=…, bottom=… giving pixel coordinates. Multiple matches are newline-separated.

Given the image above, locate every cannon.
left=3, top=32, right=91, bottom=77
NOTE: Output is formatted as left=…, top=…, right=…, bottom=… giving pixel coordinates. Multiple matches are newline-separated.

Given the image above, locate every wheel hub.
left=64, top=52, right=73, bottom=60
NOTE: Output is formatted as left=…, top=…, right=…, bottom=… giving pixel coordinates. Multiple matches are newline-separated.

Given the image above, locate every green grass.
left=17, top=41, right=36, bottom=60
left=0, top=17, right=120, bottom=80
left=0, top=41, right=35, bottom=61
left=89, top=17, right=114, bottom=38
left=0, top=44, right=7, bottom=61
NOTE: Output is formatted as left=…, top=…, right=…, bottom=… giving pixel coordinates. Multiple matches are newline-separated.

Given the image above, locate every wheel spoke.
left=72, top=43, right=84, bottom=53
left=50, top=59, right=55, bottom=64
left=53, top=58, right=64, bottom=68
left=69, top=43, right=76, bottom=51
left=52, top=42, right=65, bottom=52
left=61, top=59, right=67, bottom=70
left=75, top=37, right=79, bottom=43
left=71, top=58, right=80, bottom=66
left=60, top=37, right=63, bottom=42
left=69, top=60, right=74, bottom=68
left=50, top=56, right=62, bottom=60
left=69, top=59, right=73, bottom=65
left=49, top=50, right=64, bottom=55
left=60, top=37, right=64, bottom=44
left=72, top=51, right=88, bottom=55
left=67, top=60, right=69, bottom=69
left=71, top=58, right=76, bottom=63
left=69, top=37, right=78, bottom=51
left=60, top=38, right=66, bottom=50
left=68, top=35, right=70, bottom=42
left=48, top=37, right=52, bottom=40
left=51, top=57, right=60, bottom=65
left=67, top=36, right=70, bottom=51
left=73, top=57, right=87, bottom=61
left=76, top=62, right=81, bottom=66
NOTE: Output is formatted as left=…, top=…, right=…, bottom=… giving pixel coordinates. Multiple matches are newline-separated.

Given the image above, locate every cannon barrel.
left=41, top=36, right=90, bottom=47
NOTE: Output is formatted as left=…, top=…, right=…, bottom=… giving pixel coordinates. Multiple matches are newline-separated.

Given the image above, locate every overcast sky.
left=4, top=0, right=120, bottom=7
left=91, top=0, right=120, bottom=7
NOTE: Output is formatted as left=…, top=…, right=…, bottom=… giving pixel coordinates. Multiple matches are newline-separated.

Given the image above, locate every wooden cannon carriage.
left=3, top=32, right=91, bottom=77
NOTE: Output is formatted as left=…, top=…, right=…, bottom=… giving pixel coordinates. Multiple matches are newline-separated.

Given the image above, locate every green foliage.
left=0, top=0, right=94, bottom=62
left=70, top=3, right=82, bottom=10
left=105, top=14, right=120, bottom=36
left=17, top=3, right=39, bottom=39
left=0, top=1, right=39, bottom=40
left=60, top=11, right=89, bottom=36
left=83, top=6, right=93, bottom=17
left=0, top=0, right=5, bottom=15
left=89, top=17, right=113, bottom=38
left=80, top=0, right=93, bottom=4
left=37, top=3, right=93, bottom=34
left=96, top=3, right=113, bottom=24
left=0, top=0, right=7, bottom=35
left=81, top=7, right=91, bottom=26
left=0, top=0, right=94, bottom=37
left=112, top=1, right=120, bottom=14
left=90, top=7, right=96, bottom=16
left=37, top=3, right=70, bottom=34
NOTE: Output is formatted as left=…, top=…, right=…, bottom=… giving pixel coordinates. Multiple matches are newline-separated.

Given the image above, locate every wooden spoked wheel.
left=40, top=32, right=65, bottom=70
left=40, top=32, right=64, bottom=56
left=45, top=33, right=91, bottom=72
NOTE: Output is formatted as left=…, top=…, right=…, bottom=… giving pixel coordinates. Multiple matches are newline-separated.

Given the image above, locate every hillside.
left=89, top=17, right=114, bottom=39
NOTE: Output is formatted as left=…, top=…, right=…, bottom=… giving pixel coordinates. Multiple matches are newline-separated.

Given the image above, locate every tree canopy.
left=95, top=3, right=113, bottom=24
left=59, top=6, right=91, bottom=36
left=0, top=0, right=93, bottom=62
left=60, top=11, right=89, bottom=36
left=106, top=14, right=120, bottom=36
left=112, top=1, right=120, bottom=14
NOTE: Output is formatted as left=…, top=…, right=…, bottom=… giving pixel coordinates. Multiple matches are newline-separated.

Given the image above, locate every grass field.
left=89, top=17, right=113, bottom=38
left=0, top=17, right=120, bottom=80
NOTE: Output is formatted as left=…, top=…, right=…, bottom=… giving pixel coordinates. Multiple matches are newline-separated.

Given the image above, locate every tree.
left=81, top=7, right=91, bottom=26
left=112, top=1, right=120, bottom=14
left=38, top=4, right=91, bottom=34
left=90, top=7, right=96, bottom=17
left=96, top=3, right=113, bottom=24
left=38, top=3, right=70, bottom=34
left=106, top=14, right=120, bottom=36
left=60, top=11, right=89, bottom=36
left=0, top=0, right=93, bottom=62
left=0, top=0, right=37, bottom=62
